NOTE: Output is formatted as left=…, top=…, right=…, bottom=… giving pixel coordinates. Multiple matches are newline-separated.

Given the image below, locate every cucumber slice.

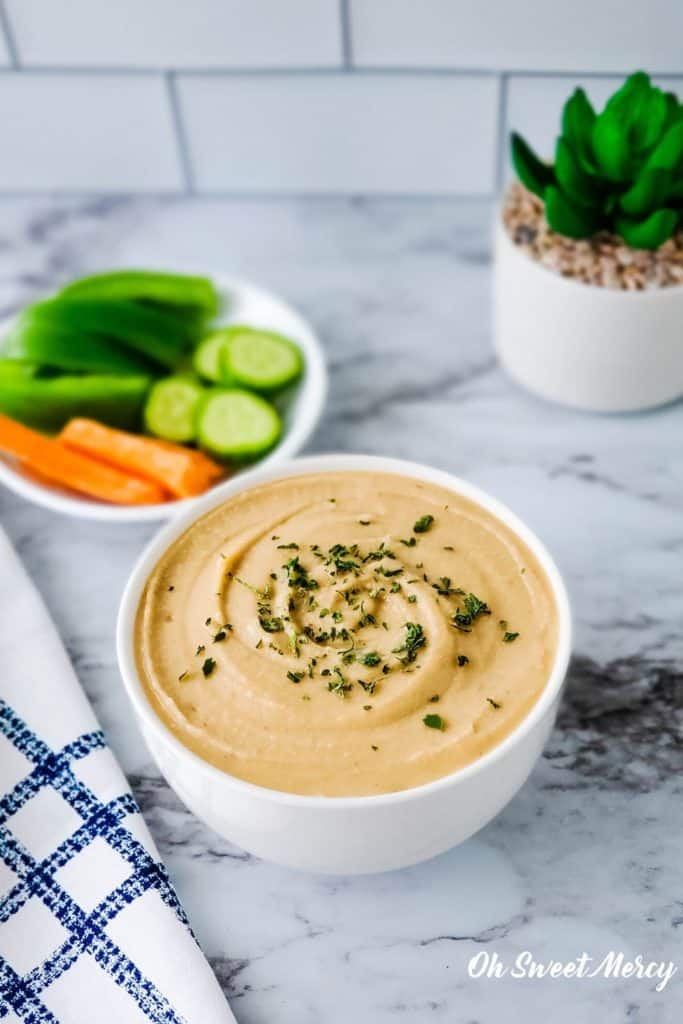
left=144, top=376, right=204, bottom=443
left=193, top=330, right=236, bottom=384
left=222, top=326, right=303, bottom=392
left=197, top=389, right=281, bottom=460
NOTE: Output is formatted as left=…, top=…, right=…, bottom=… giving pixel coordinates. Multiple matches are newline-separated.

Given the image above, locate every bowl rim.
left=116, top=453, right=572, bottom=808
left=0, top=272, right=328, bottom=522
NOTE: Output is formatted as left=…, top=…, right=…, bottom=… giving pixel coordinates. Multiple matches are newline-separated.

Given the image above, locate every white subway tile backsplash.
left=505, top=75, right=683, bottom=171
left=0, top=74, right=182, bottom=190
left=351, top=0, right=683, bottom=73
left=7, top=0, right=342, bottom=69
left=178, top=73, right=499, bottom=194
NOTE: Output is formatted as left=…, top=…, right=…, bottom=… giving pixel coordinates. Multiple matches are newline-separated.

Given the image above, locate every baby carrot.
left=0, top=413, right=168, bottom=505
left=59, top=418, right=225, bottom=498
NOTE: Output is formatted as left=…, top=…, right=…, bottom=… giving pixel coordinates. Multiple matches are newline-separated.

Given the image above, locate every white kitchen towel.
left=0, top=528, right=236, bottom=1024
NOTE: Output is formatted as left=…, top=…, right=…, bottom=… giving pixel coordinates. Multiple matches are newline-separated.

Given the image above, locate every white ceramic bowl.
left=0, top=273, right=327, bottom=521
left=494, top=218, right=683, bottom=412
left=117, top=454, right=572, bottom=874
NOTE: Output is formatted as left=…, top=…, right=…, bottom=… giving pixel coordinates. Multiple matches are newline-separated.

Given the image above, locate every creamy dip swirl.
left=136, top=472, right=558, bottom=796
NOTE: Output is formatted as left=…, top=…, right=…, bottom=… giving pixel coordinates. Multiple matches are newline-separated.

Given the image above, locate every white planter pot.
left=493, top=219, right=683, bottom=412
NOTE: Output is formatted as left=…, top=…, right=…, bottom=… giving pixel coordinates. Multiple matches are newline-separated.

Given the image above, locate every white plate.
left=0, top=273, right=327, bottom=522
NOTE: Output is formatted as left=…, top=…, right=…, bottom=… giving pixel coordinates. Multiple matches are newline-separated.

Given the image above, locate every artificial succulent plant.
left=511, top=72, right=683, bottom=249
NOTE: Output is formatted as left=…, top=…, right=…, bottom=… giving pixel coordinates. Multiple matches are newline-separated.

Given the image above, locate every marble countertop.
left=0, top=195, right=681, bottom=1024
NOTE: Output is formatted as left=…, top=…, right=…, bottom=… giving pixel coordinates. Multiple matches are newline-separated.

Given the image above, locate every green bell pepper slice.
left=0, top=364, right=150, bottom=432
left=58, top=270, right=219, bottom=321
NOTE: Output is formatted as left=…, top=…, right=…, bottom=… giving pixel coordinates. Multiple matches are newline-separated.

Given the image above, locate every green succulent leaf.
left=555, top=137, right=603, bottom=207
left=633, top=89, right=668, bottom=153
left=592, top=109, right=632, bottom=181
left=544, top=186, right=602, bottom=239
left=615, top=208, right=678, bottom=249
left=511, top=72, right=683, bottom=246
left=561, top=88, right=597, bottom=172
left=645, top=120, right=683, bottom=172
left=605, top=71, right=650, bottom=116
left=510, top=133, right=554, bottom=198
left=619, top=168, right=670, bottom=216
left=662, top=92, right=681, bottom=129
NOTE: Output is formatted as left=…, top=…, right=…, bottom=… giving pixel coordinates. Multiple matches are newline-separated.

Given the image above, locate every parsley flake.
left=423, top=713, right=445, bottom=730
left=413, top=514, right=434, bottom=534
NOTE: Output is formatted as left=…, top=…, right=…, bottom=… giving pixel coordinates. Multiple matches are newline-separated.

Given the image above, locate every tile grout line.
left=0, top=0, right=19, bottom=68
left=0, top=65, right=679, bottom=79
left=165, top=71, right=195, bottom=195
left=495, top=72, right=510, bottom=193
left=0, top=188, right=499, bottom=201
left=339, top=0, right=353, bottom=70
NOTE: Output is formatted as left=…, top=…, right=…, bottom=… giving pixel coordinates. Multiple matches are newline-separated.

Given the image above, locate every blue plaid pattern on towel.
left=0, top=700, right=191, bottom=1023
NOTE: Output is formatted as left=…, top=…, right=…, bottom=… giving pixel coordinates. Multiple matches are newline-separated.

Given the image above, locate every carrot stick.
left=59, top=418, right=225, bottom=498
left=0, top=413, right=168, bottom=505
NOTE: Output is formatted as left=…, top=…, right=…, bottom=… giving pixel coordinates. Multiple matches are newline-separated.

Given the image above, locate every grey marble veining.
left=0, top=195, right=681, bottom=1024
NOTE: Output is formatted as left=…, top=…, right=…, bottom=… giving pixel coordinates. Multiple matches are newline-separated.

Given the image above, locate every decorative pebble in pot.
left=494, top=71, right=683, bottom=412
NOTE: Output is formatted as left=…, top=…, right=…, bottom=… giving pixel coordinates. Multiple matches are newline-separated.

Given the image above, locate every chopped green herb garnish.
left=392, top=622, right=426, bottom=664
left=453, top=592, right=491, bottom=631
left=423, top=713, right=445, bottom=730
left=213, top=629, right=228, bottom=643
left=359, top=679, right=376, bottom=694
left=363, top=704, right=373, bottom=711
left=499, top=619, right=508, bottom=629
left=326, top=543, right=361, bottom=574
left=284, top=556, right=319, bottom=591
left=359, top=651, right=381, bottom=667
left=359, top=519, right=371, bottom=526
left=202, top=657, right=216, bottom=678
left=287, top=630, right=301, bottom=657
left=327, top=667, right=352, bottom=698
left=371, top=744, right=379, bottom=751
left=204, top=617, right=212, bottom=626
left=429, top=694, right=440, bottom=702
left=457, top=654, right=469, bottom=667
left=432, top=576, right=464, bottom=598
left=178, top=670, right=188, bottom=682
left=413, top=514, right=434, bottom=534
left=287, top=670, right=304, bottom=683
left=408, top=594, right=417, bottom=604
left=167, top=585, right=174, bottom=592
left=487, top=697, right=502, bottom=709
left=259, top=615, right=283, bottom=633
left=400, top=536, right=417, bottom=547
left=277, top=542, right=299, bottom=550
left=195, top=644, right=205, bottom=655
left=332, top=610, right=344, bottom=622
left=503, top=631, right=519, bottom=643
